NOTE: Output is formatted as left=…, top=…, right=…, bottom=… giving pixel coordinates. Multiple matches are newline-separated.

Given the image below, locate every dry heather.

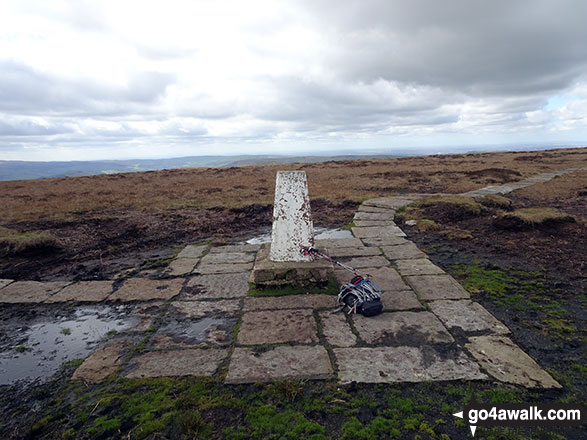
left=514, top=169, right=587, bottom=203
left=1, top=148, right=586, bottom=223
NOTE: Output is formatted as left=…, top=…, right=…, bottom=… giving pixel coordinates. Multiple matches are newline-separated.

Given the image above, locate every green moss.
left=245, top=404, right=327, bottom=439
left=0, top=226, right=60, bottom=254
left=342, top=221, right=356, bottom=231
left=248, top=278, right=339, bottom=297
left=86, top=416, right=121, bottom=436
left=60, top=328, right=71, bottom=335
left=416, top=219, right=442, bottom=232
left=15, top=345, right=26, bottom=352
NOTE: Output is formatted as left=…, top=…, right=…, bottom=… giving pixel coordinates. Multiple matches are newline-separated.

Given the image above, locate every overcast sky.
left=1, top=0, right=586, bottom=161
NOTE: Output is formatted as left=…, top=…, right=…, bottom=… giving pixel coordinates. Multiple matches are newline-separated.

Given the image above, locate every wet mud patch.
left=153, top=316, right=237, bottom=348
left=0, top=304, right=140, bottom=385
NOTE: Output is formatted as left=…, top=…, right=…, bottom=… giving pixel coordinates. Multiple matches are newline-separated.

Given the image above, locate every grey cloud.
left=308, top=0, right=587, bottom=96
left=0, top=60, right=176, bottom=115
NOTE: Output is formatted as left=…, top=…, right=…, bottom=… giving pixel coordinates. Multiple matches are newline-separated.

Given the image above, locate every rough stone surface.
left=352, top=226, right=406, bottom=238
left=429, top=300, right=510, bottom=334
left=0, top=279, right=13, bottom=289
left=347, top=266, right=409, bottom=292
left=225, top=346, right=333, bottom=383
left=395, top=259, right=445, bottom=276
left=334, top=347, right=486, bottom=384
left=200, top=252, right=256, bottom=265
left=319, top=312, right=357, bottom=347
left=125, top=349, right=227, bottom=379
left=244, top=294, right=336, bottom=311
left=209, top=244, right=261, bottom=253
left=73, top=341, right=131, bottom=383
left=270, top=170, right=314, bottom=262
left=353, top=220, right=396, bottom=227
left=250, top=245, right=332, bottom=286
left=315, top=238, right=364, bottom=248
left=466, top=336, right=561, bottom=388
left=177, top=245, right=208, bottom=259
left=353, top=311, right=454, bottom=345
left=363, top=197, right=419, bottom=209
left=358, top=205, right=396, bottom=214
left=382, top=290, right=424, bottom=311
left=323, top=246, right=381, bottom=257
left=46, top=281, right=114, bottom=303
left=338, top=256, right=391, bottom=268
left=165, top=258, right=200, bottom=276
left=405, top=275, right=470, bottom=300
left=110, top=278, right=184, bottom=302
left=353, top=212, right=395, bottom=221
left=0, top=281, right=69, bottom=303
left=185, top=272, right=250, bottom=299
left=238, top=309, right=318, bottom=345
left=195, top=263, right=253, bottom=275
left=381, top=243, right=426, bottom=261
left=171, top=300, right=241, bottom=318
left=360, top=236, right=410, bottom=247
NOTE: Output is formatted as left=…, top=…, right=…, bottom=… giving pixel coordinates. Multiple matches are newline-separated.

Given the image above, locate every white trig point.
left=270, top=171, right=314, bottom=262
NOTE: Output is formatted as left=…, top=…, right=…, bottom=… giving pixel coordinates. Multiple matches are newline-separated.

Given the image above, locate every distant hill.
left=1, top=143, right=583, bottom=181
left=0, top=155, right=401, bottom=181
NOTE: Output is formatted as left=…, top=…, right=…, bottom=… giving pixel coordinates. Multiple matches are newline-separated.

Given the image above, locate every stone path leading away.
left=2, top=168, right=582, bottom=387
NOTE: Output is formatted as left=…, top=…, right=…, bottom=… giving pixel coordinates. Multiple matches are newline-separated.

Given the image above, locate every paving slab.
left=395, top=259, right=445, bottom=276
left=353, top=212, right=395, bottom=221
left=165, top=257, right=200, bottom=276
left=0, top=279, right=13, bottom=289
left=195, top=262, right=253, bottom=275
left=72, top=341, right=131, bottom=383
left=200, top=252, right=256, bottom=265
left=323, top=246, right=381, bottom=258
left=353, top=311, right=454, bottom=345
left=353, top=220, right=397, bottom=227
left=357, top=266, right=409, bottom=291
left=243, top=294, right=335, bottom=311
left=209, top=244, right=261, bottom=253
left=466, top=336, right=561, bottom=388
left=382, top=290, right=424, bottom=311
left=358, top=205, right=396, bottom=214
left=381, top=243, right=426, bottom=261
left=338, top=256, right=391, bottom=268
left=238, top=309, right=318, bottom=345
left=429, top=300, right=510, bottom=334
left=46, top=281, right=114, bottom=303
left=125, top=348, right=227, bottom=379
left=405, top=274, right=470, bottom=300
left=334, top=346, right=486, bottom=384
left=171, top=300, right=241, bottom=319
left=226, top=346, right=333, bottom=384
left=352, top=226, right=406, bottom=238
left=0, top=281, right=69, bottom=303
left=363, top=197, right=418, bottom=209
left=319, top=311, right=358, bottom=347
left=360, top=236, right=411, bottom=247
left=110, top=278, right=184, bottom=302
left=177, top=245, right=208, bottom=259
left=315, top=238, right=364, bottom=248
left=185, top=272, right=250, bottom=299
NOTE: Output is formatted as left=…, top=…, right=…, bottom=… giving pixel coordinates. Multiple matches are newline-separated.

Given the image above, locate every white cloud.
left=0, top=0, right=586, bottom=161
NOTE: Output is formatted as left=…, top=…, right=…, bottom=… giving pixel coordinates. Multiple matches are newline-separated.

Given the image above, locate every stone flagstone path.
left=3, top=168, right=583, bottom=387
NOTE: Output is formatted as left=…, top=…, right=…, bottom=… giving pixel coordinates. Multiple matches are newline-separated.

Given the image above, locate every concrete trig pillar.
left=270, top=171, right=314, bottom=262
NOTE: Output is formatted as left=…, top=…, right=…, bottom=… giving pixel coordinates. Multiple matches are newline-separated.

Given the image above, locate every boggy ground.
left=1, top=148, right=586, bottom=281
left=0, top=149, right=586, bottom=440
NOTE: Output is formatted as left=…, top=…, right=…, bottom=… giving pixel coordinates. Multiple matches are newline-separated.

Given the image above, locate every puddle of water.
left=246, top=227, right=352, bottom=245
left=0, top=305, right=139, bottom=385
left=156, top=317, right=233, bottom=345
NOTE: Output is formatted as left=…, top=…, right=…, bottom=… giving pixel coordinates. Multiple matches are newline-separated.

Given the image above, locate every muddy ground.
left=0, top=151, right=586, bottom=439
left=0, top=199, right=358, bottom=282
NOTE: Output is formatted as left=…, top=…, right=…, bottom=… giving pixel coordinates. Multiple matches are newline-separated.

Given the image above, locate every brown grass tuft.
left=494, top=208, right=575, bottom=229
left=0, top=226, right=60, bottom=254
